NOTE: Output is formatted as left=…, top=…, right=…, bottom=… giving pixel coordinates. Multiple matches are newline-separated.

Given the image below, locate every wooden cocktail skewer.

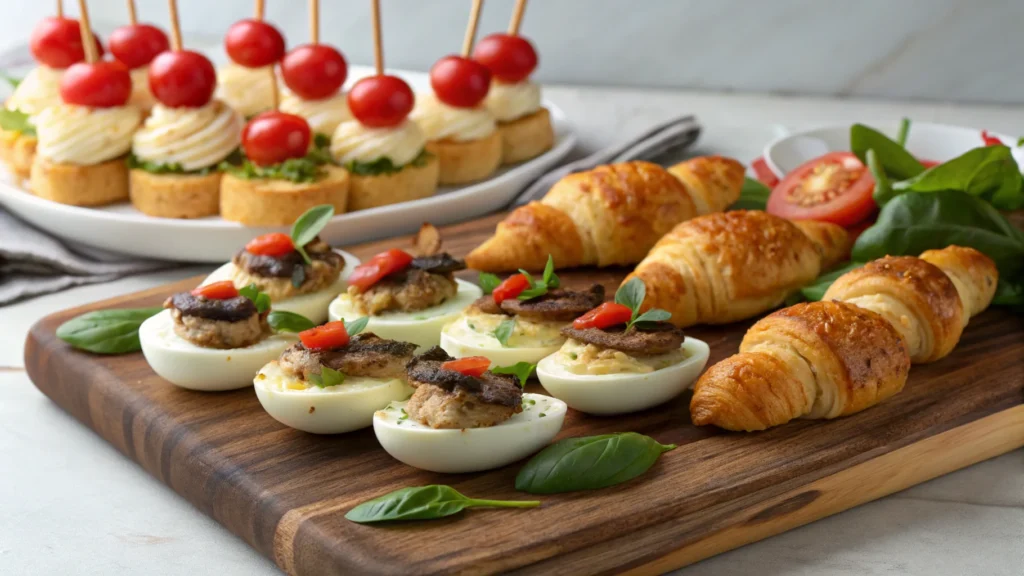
left=309, top=0, right=319, bottom=44
left=126, top=0, right=138, bottom=25
left=56, top=0, right=63, bottom=18
left=252, top=0, right=279, bottom=110
left=167, top=0, right=183, bottom=51
left=507, top=0, right=526, bottom=35
left=76, top=0, right=97, bottom=63
left=254, top=0, right=264, bottom=20
left=461, top=0, right=483, bottom=57
left=370, top=0, right=383, bottom=75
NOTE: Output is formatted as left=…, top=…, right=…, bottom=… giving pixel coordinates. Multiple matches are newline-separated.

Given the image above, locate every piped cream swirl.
left=330, top=120, right=425, bottom=166
left=484, top=80, right=542, bottom=122
left=215, top=64, right=277, bottom=118
left=34, top=104, right=142, bottom=165
left=410, top=93, right=495, bottom=142
left=6, top=66, right=63, bottom=115
left=279, top=89, right=350, bottom=136
left=132, top=101, right=243, bottom=171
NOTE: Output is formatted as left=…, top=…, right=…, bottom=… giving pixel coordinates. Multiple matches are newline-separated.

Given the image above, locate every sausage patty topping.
left=560, top=322, right=685, bottom=356
left=279, top=333, right=418, bottom=381
left=233, top=237, right=345, bottom=300
left=164, top=293, right=267, bottom=349
left=466, top=285, right=605, bottom=321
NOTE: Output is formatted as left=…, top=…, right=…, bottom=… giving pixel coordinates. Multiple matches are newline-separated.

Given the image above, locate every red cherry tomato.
left=148, top=50, right=217, bottom=108
left=347, top=75, right=415, bottom=128
left=299, top=320, right=350, bottom=351
left=224, top=19, right=286, bottom=68
left=981, top=130, right=1003, bottom=147
left=572, top=302, right=634, bottom=330
left=347, top=249, right=414, bottom=292
left=919, top=159, right=940, bottom=168
left=245, top=232, right=295, bottom=257
left=429, top=55, right=491, bottom=108
left=242, top=111, right=311, bottom=166
left=440, top=356, right=490, bottom=377
left=59, top=61, right=133, bottom=108
left=191, top=280, right=240, bottom=300
left=751, top=156, right=780, bottom=188
left=108, top=24, right=169, bottom=70
left=30, top=17, right=104, bottom=69
left=280, top=44, right=347, bottom=100
left=471, top=33, right=538, bottom=83
left=766, top=152, right=876, bottom=227
left=492, top=273, right=529, bottom=304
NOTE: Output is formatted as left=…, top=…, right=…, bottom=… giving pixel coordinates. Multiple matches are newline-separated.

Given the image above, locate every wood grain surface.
left=23, top=214, right=1024, bottom=575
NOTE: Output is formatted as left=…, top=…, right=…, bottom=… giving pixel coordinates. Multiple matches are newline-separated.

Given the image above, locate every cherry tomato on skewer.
left=108, top=23, right=170, bottom=70
left=60, top=61, right=133, bottom=108
left=191, top=280, right=241, bottom=300
left=280, top=44, right=347, bottom=100
left=430, top=55, right=491, bottom=108
left=348, top=75, right=415, bottom=128
left=148, top=50, right=217, bottom=108
left=572, top=302, right=634, bottom=331
left=225, top=19, right=286, bottom=68
left=299, top=320, right=350, bottom=350
left=31, top=17, right=104, bottom=69
left=242, top=111, right=312, bottom=166
left=245, top=233, right=295, bottom=257
left=441, top=356, right=490, bottom=378
left=471, top=33, right=538, bottom=83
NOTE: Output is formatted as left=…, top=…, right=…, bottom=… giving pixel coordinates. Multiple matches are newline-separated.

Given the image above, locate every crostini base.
left=499, top=107, right=555, bottom=165
left=426, top=129, right=503, bottom=185
left=347, top=154, right=440, bottom=212
left=129, top=169, right=222, bottom=219
left=219, top=164, right=350, bottom=226
left=30, top=155, right=129, bottom=207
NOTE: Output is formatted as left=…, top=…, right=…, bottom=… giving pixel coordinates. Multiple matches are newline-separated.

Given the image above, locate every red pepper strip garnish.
left=441, top=356, right=490, bottom=377
left=981, top=130, right=1003, bottom=147
left=347, top=249, right=414, bottom=292
left=572, top=302, right=634, bottom=330
left=298, top=320, right=350, bottom=351
left=191, top=280, right=240, bottom=300
left=245, top=232, right=295, bottom=257
left=492, top=273, right=530, bottom=304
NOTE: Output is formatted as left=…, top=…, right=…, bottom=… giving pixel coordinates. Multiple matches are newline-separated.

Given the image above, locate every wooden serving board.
left=24, top=213, right=1024, bottom=575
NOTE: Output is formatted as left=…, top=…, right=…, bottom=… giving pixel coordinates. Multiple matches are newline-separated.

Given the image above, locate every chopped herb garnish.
left=344, top=316, right=370, bottom=337
left=309, top=365, right=345, bottom=388
left=0, top=108, right=34, bottom=136
left=614, top=277, right=673, bottom=331
left=238, top=283, right=271, bottom=313
left=345, top=149, right=431, bottom=176
left=493, top=318, right=516, bottom=347
left=517, top=255, right=560, bottom=300
left=478, top=272, right=501, bottom=295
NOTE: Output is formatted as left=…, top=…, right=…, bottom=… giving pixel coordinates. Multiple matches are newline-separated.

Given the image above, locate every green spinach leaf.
left=867, top=149, right=895, bottom=205
left=515, top=432, right=676, bottom=494
left=729, top=177, right=771, bottom=211
left=896, top=117, right=911, bottom=147
left=891, top=145, right=1024, bottom=210
left=345, top=485, right=539, bottom=524
left=56, top=307, right=163, bottom=354
left=791, top=261, right=865, bottom=304
left=850, top=123, right=925, bottom=180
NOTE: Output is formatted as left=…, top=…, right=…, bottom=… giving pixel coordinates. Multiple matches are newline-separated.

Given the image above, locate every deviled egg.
left=536, top=278, right=711, bottom=414
left=203, top=233, right=358, bottom=324
left=140, top=281, right=296, bottom=391
left=373, top=347, right=566, bottom=473
left=328, top=250, right=482, bottom=349
left=253, top=320, right=417, bottom=434
left=440, top=266, right=604, bottom=365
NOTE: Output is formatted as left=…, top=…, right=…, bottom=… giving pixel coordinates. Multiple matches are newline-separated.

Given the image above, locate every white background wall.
left=1, top=0, right=1021, bottom=105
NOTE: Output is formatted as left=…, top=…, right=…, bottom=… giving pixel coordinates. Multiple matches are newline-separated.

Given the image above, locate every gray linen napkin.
left=512, top=115, right=701, bottom=205
left=0, top=209, right=179, bottom=305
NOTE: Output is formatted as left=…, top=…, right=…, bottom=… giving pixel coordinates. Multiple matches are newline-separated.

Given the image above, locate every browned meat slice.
left=404, top=347, right=523, bottom=429
left=409, top=252, right=465, bottom=274
left=466, top=294, right=505, bottom=315
left=500, top=284, right=605, bottom=321
left=233, top=237, right=345, bottom=298
left=559, top=322, right=686, bottom=356
left=278, top=333, right=418, bottom=381
left=164, top=293, right=266, bottom=349
left=350, top=269, right=457, bottom=315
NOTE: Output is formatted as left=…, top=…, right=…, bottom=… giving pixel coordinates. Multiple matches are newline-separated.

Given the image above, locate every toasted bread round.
left=425, top=129, right=502, bottom=185
left=347, top=154, right=439, bottom=212
left=498, top=107, right=554, bottom=165
left=130, top=169, right=222, bottom=219
left=1, top=130, right=37, bottom=181
left=220, top=164, right=350, bottom=226
left=30, top=155, right=129, bottom=206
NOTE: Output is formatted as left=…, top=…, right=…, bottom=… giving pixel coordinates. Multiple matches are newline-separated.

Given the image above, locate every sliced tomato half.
left=766, top=152, right=876, bottom=227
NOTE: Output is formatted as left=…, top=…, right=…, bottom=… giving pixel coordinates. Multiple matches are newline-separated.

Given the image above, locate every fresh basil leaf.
left=344, top=316, right=370, bottom=337
left=794, top=261, right=865, bottom=303
left=541, top=255, right=559, bottom=289
left=238, top=283, right=271, bottom=313
left=267, top=310, right=315, bottom=333
left=515, top=432, right=676, bottom=494
left=852, top=190, right=1024, bottom=279
left=345, top=485, right=539, bottom=524
left=892, top=145, right=1024, bottom=210
left=0, top=108, right=33, bottom=136
left=491, top=362, right=536, bottom=388
left=345, top=149, right=432, bottom=176
left=478, top=272, right=501, bottom=295
left=896, top=117, right=911, bottom=147
left=615, top=277, right=646, bottom=316
left=630, top=308, right=671, bottom=327
left=850, top=123, right=925, bottom=180
left=56, top=307, right=163, bottom=354
left=517, top=285, right=549, bottom=300
left=3, top=75, right=21, bottom=89
left=867, top=149, right=895, bottom=205
left=729, top=177, right=771, bottom=211
left=291, top=265, right=306, bottom=288
left=493, top=318, right=516, bottom=347
left=290, top=204, right=335, bottom=264
left=309, top=364, right=345, bottom=388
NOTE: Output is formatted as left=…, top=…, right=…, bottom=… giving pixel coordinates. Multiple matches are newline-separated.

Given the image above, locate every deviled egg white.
left=536, top=336, right=710, bottom=415
left=374, top=392, right=566, bottom=473
left=330, top=279, right=482, bottom=349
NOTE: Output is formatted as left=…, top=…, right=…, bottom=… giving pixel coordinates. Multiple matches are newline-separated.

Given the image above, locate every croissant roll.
left=792, top=220, right=853, bottom=270
left=690, top=301, right=911, bottom=431
left=626, top=211, right=848, bottom=327
left=823, top=247, right=997, bottom=363
left=465, top=157, right=745, bottom=272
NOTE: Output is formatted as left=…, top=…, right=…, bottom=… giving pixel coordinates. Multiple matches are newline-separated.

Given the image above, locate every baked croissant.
left=625, top=210, right=849, bottom=327
left=464, top=157, right=745, bottom=272
left=823, top=246, right=997, bottom=363
left=690, top=300, right=911, bottom=431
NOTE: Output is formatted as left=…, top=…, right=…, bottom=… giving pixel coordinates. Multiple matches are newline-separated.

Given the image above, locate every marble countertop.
left=2, top=85, right=1022, bottom=576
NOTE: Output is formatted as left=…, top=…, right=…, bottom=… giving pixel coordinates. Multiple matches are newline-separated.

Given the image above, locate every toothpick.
left=76, top=0, right=97, bottom=63
left=126, top=0, right=137, bottom=25
left=461, top=0, right=483, bottom=57
left=269, top=66, right=279, bottom=109
left=507, top=0, right=526, bottom=35
left=56, top=0, right=63, bottom=18
left=255, top=0, right=264, bottom=21
left=309, top=0, right=319, bottom=44
left=167, top=0, right=182, bottom=51
left=371, top=0, right=383, bottom=75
